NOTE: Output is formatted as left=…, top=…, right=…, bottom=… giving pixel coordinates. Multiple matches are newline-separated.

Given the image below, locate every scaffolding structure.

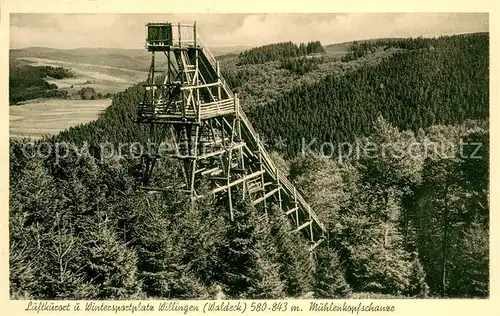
left=137, top=22, right=326, bottom=250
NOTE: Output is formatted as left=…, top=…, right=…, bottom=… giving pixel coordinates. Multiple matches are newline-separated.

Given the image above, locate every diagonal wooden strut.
left=137, top=21, right=326, bottom=251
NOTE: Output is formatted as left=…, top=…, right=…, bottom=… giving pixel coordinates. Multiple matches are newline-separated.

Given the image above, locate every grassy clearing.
left=9, top=50, right=146, bottom=139
left=9, top=98, right=111, bottom=139
left=17, top=57, right=148, bottom=94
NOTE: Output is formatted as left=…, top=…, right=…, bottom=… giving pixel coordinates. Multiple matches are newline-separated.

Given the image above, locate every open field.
left=17, top=57, right=148, bottom=95
left=9, top=48, right=149, bottom=138
left=10, top=98, right=111, bottom=139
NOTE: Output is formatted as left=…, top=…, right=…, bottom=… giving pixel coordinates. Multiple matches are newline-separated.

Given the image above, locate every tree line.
left=238, top=41, right=325, bottom=65
left=280, top=56, right=325, bottom=75
left=341, top=36, right=434, bottom=62
left=9, top=64, right=73, bottom=104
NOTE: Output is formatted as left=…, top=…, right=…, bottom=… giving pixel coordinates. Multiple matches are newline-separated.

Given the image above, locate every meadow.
left=17, top=57, right=148, bottom=95
left=9, top=98, right=111, bottom=139
left=9, top=48, right=152, bottom=139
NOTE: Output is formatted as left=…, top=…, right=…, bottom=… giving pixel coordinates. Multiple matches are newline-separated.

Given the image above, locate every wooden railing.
left=199, top=98, right=235, bottom=118
left=237, top=105, right=326, bottom=233
left=197, top=37, right=234, bottom=97
left=196, top=37, right=218, bottom=70
left=197, top=35, right=326, bottom=236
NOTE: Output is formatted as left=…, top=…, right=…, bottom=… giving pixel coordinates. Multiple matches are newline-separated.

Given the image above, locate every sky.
left=10, top=13, right=489, bottom=49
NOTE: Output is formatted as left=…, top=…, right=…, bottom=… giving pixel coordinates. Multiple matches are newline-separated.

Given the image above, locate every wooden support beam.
left=199, top=136, right=230, bottom=146
left=181, top=81, right=221, bottom=90
left=309, top=213, right=314, bottom=242
left=227, top=117, right=236, bottom=221
left=210, top=170, right=265, bottom=195
left=173, top=145, right=239, bottom=160
left=189, top=125, right=200, bottom=198
left=255, top=134, right=268, bottom=214
left=196, top=142, right=245, bottom=160
left=296, top=220, right=313, bottom=232
left=285, top=207, right=299, bottom=215
left=199, top=167, right=220, bottom=175
left=252, top=187, right=280, bottom=206
left=205, top=176, right=227, bottom=181
left=248, top=185, right=263, bottom=195
left=276, top=165, right=283, bottom=211
left=309, top=238, right=324, bottom=251
left=257, top=214, right=267, bottom=222
left=193, top=21, right=197, bottom=47
left=136, top=118, right=200, bottom=125
left=248, top=181, right=273, bottom=194
left=294, top=187, right=299, bottom=228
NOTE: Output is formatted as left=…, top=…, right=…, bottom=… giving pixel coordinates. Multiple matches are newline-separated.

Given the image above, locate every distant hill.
left=10, top=45, right=250, bottom=70
left=324, top=41, right=352, bottom=54
left=208, top=45, right=253, bottom=56
left=323, top=33, right=488, bottom=54
left=9, top=47, right=153, bottom=102
left=9, top=63, right=74, bottom=104
left=10, top=47, right=151, bottom=72
left=248, top=32, right=489, bottom=157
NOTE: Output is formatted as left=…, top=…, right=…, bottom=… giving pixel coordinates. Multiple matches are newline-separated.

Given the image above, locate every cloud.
left=210, top=13, right=488, bottom=46
left=10, top=13, right=488, bottom=49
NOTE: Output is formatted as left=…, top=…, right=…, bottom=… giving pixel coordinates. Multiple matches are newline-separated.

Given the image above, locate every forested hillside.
left=247, top=33, right=489, bottom=158
left=9, top=32, right=489, bottom=299
left=220, top=42, right=400, bottom=107
left=10, top=143, right=328, bottom=299
left=9, top=62, right=74, bottom=104
left=238, top=41, right=325, bottom=65
left=287, top=118, right=488, bottom=297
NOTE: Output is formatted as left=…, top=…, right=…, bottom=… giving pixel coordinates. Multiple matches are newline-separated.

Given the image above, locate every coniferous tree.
left=216, top=196, right=259, bottom=297
left=269, top=206, right=315, bottom=297
left=247, top=216, right=286, bottom=299
left=40, top=213, right=88, bottom=299
left=313, top=246, right=351, bottom=298
left=81, top=212, right=142, bottom=299
left=9, top=210, right=43, bottom=299
left=406, top=252, right=430, bottom=297
left=127, top=190, right=207, bottom=299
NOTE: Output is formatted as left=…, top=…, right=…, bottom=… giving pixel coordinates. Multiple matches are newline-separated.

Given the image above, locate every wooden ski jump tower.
left=137, top=22, right=326, bottom=250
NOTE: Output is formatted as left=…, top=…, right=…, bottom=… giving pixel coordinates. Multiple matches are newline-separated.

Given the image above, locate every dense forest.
left=9, top=33, right=489, bottom=299
left=9, top=142, right=326, bottom=299
left=220, top=44, right=403, bottom=108
left=288, top=119, right=488, bottom=297
left=9, top=64, right=73, bottom=104
left=238, top=41, right=325, bottom=65
left=341, top=37, right=431, bottom=62
left=280, top=56, right=325, bottom=75
left=248, top=33, right=489, bottom=158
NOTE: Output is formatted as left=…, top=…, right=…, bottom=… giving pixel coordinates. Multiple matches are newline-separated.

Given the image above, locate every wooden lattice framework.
left=137, top=22, right=326, bottom=250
